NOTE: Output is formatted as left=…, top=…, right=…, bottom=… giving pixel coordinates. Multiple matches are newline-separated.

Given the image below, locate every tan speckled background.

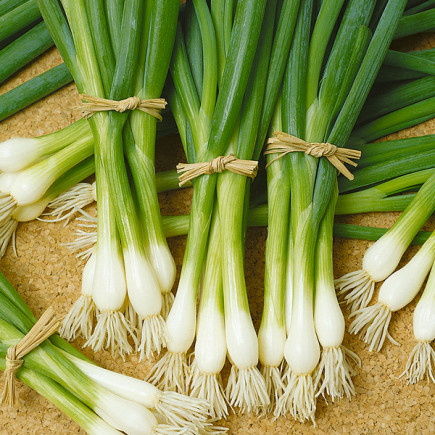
left=0, top=32, right=434, bottom=434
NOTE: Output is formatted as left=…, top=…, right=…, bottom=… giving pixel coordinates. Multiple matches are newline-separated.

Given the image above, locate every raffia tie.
left=177, top=154, right=258, bottom=187
left=1, top=307, right=60, bottom=407
left=78, top=94, right=167, bottom=120
left=265, top=131, right=361, bottom=180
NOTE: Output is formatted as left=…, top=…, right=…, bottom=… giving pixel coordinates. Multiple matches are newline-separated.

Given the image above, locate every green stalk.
left=333, top=223, right=431, bottom=244
left=0, top=0, right=28, bottom=16
left=339, top=148, right=435, bottom=192
left=127, top=0, right=179, bottom=292
left=381, top=173, right=435, bottom=248
left=354, top=96, right=435, bottom=142
left=0, top=63, right=72, bottom=122
left=355, top=135, right=435, bottom=169
left=183, top=1, right=204, bottom=96
left=404, top=0, right=435, bottom=15
left=394, top=8, right=435, bottom=39
left=305, top=0, right=346, bottom=108
left=0, top=22, right=52, bottom=85
left=90, top=0, right=143, bottom=257
left=375, top=65, right=426, bottom=83
left=252, top=0, right=299, bottom=158
left=85, top=0, right=115, bottom=96
left=358, top=77, right=435, bottom=125
left=105, top=0, right=123, bottom=53
left=36, top=0, right=83, bottom=89
left=259, top=101, right=289, bottom=372
left=210, top=0, right=226, bottom=81
left=0, top=0, right=41, bottom=43
left=336, top=194, right=414, bottom=214
left=346, top=167, right=434, bottom=194
left=383, top=50, right=435, bottom=76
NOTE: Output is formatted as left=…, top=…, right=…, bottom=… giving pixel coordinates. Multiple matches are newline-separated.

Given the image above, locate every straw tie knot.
left=5, top=347, right=23, bottom=373
left=207, top=155, right=237, bottom=175
left=265, top=131, right=361, bottom=180
left=78, top=94, right=167, bottom=120
left=177, top=154, right=258, bottom=187
left=306, top=142, right=337, bottom=157
left=116, top=96, right=142, bottom=112
left=1, top=307, right=60, bottom=407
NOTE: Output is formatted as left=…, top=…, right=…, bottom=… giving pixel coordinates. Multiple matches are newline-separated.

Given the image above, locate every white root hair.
left=0, top=194, right=16, bottom=226
left=225, top=365, right=269, bottom=415
left=0, top=218, right=17, bottom=258
left=335, top=269, right=375, bottom=315
left=138, top=314, right=168, bottom=360
left=275, top=369, right=316, bottom=423
left=155, top=391, right=210, bottom=429
left=60, top=295, right=96, bottom=341
left=123, top=301, right=139, bottom=331
left=400, top=341, right=435, bottom=384
left=153, top=424, right=190, bottom=434
left=260, top=364, right=285, bottom=415
left=42, top=182, right=96, bottom=224
left=188, top=359, right=228, bottom=420
left=349, top=302, right=400, bottom=352
left=314, top=345, right=360, bottom=402
left=84, top=310, right=137, bottom=358
left=161, top=291, right=175, bottom=320
left=63, top=212, right=97, bottom=259
left=63, top=229, right=96, bottom=259
left=146, top=351, right=189, bottom=394
left=154, top=424, right=228, bottom=435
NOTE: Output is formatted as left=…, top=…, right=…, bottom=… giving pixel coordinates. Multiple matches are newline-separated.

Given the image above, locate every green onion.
left=358, top=77, right=435, bottom=126
left=0, top=272, right=218, bottom=433
left=0, top=21, right=52, bottom=85
left=400, top=259, right=435, bottom=384
left=0, top=0, right=41, bottom=43
left=383, top=49, right=435, bottom=76
left=313, top=184, right=360, bottom=401
left=354, top=96, right=435, bottom=142
left=0, top=63, right=72, bottom=122
left=336, top=172, right=435, bottom=315
left=339, top=148, right=435, bottom=193
left=394, top=8, right=435, bottom=39
left=349, top=229, right=435, bottom=352
left=354, top=135, right=435, bottom=169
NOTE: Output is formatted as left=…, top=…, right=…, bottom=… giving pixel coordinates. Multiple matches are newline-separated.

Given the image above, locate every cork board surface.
left=0, top=33, right=434, bottom=435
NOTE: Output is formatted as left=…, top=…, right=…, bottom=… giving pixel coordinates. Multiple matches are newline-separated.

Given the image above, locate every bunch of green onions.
left=260, top=0, right=407, bottom=423
left=0, top=271, right=222, bottom=434
left=35, top=0, right=179, bottom=358
left=146, top=0, right=271, bottom=409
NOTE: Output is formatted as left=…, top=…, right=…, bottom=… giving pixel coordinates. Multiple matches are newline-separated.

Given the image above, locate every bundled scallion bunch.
left=0, top=272, right=221, bottom=434
left=260, top=0, right=407, bottom=423
left=35, top=0, right=179, bottom=358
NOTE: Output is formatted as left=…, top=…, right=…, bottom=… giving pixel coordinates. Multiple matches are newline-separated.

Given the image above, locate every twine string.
left=1, top=307, right=60, bottom=407
left=78, top=94, right=167, bottom=120
left=177, top=154, right=258, bottom=187
left=264, top=131, right=361, bottom=180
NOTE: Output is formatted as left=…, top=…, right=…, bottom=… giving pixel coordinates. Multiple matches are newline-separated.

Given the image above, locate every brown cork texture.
left=0, top=33, right=434, bottom=434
